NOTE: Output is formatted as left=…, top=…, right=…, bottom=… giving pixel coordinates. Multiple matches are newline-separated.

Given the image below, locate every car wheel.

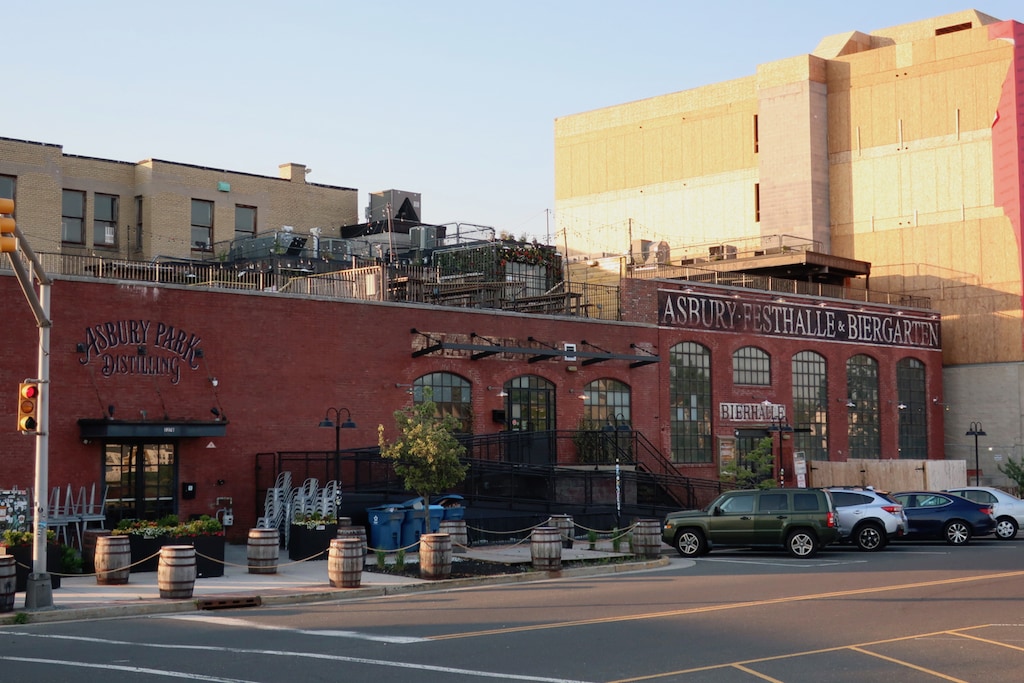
left=995, top=517, right=1019, bottom=540
left=854, top=523, right=886, bottom=552
left=944, top=520, right=972, bottom=545
left=786, top=530, right=819, bottom=558
left=673, top=528, right=707, bottom=557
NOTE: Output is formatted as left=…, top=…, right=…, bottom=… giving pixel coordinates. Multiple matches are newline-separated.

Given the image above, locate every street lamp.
left=319, top=407, right=356, bottom=482
left=966, top=421, right=986, bottom=486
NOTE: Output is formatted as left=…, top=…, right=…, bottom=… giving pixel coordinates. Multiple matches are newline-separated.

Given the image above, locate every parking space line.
left=953, top=629, right=1024, bottom=652
left=848, top=646, right=969, bottom=683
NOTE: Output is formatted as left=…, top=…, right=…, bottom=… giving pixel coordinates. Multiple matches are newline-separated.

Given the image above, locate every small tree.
left=998, top=457, right=1024, bottom=490
left=378, top=388, right=468, bottom=538
left=720, top=437, right=777, bottom=489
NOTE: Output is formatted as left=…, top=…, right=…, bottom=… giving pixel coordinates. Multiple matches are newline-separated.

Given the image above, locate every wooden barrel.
left=548, top=514, right=574, bottom=549
left=157, top=545, right=196, bottom=599
left=439, top=519, right=468, bottom=552
left=630, top=519, right=662, bottom=559
left=336, top=517, right=352, bottom=528
left=531, top=526, right=562, bottom=571
left=336, top=525, right=367, bottom=556
left=82, top=529, right=111, bottom=574
left=327, top=538, right=363, bottom=588
left=419, top=533, right=452, bottom=580
left=0, top=555, right=15, bottom=613
left=94, top=534, right=131, bottom=585
left=247, top=528, right=280, bottom=575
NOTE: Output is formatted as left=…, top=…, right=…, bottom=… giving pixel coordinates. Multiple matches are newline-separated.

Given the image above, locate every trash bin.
left=400, top=507, right=427, bottom=548
left=429, top=504, right=444, bottom=532
left=434, top=494, right=466, bottom=521
left=366, top=506, right=403, bottom=551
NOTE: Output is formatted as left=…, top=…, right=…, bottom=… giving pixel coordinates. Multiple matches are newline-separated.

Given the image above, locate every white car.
left=944, top=486, right=1024, bottom=540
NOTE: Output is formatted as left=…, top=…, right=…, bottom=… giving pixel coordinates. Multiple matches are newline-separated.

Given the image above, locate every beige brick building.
left=555, top=10, right=1024, bottom=480
left=0, top=137, right=359, bottom=259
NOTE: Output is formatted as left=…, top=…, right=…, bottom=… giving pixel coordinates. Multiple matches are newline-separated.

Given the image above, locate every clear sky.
left=5, top=2, right=1022, bottom=243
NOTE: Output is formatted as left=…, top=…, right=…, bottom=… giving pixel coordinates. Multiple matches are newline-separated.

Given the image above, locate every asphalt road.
left=3, top=538, right=1024, bottom=682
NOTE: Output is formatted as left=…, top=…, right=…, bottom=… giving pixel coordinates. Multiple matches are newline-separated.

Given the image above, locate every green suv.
left=662, top=488, right=841, bottom=558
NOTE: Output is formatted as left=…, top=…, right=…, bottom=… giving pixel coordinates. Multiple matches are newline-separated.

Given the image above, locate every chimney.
left=279, top=163, right=308, bottom=183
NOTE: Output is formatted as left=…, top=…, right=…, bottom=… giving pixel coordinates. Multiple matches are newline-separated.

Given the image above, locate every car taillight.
left=881, top=505, right=902, bottom=514
left=827, top=511, right=837, bottom=528
left=979, top=506, right=993, bottom=516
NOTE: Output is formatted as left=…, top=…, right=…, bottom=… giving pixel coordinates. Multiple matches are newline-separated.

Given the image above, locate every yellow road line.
left=429, top=570, right=1024, bottom=641
left=848, top=646, right=969, bottom=683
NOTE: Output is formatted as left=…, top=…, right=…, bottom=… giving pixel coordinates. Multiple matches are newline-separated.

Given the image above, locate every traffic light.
left=18, top=382, right=40, bottom=432
left=0, top=198, right=14, bottom=253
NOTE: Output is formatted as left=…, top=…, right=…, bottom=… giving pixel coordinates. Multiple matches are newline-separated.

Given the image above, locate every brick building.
left=555, top=9, right=1024, bottom=483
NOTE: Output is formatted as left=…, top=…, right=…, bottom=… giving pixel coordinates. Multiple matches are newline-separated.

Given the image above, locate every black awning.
left=78, top=419, right=228, bottom=439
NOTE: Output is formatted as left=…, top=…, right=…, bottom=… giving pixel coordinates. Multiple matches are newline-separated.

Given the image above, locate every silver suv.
left=826, top=487, right=907, bottom=551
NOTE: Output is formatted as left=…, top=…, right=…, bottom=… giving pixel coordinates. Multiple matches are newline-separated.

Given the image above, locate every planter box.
left=289, top=524, right=337, bottom=561
left=0, top=543, right=62, bottom=592
left=126, top=534, right=225, bottom=578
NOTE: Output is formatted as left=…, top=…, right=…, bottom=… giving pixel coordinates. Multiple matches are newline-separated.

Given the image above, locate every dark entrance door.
left=505, top=375, right=556, bottom=464
left=104, top=442, right=177, bottom=524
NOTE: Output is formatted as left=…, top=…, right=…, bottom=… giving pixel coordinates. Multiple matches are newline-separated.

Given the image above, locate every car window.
left=918, top=494, right=950, bottom=508
left=963, top=490, right=994, bottom=504
left=831, top=491, right=867, bottom=507
left=759, top=493, right=788, bottom=512
left=793, top=492, right=821, bottom=511
left=720, top=493, right=755, bottom=514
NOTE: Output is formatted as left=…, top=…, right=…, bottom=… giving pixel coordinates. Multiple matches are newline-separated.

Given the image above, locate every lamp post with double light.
left=319, top=407, right=356, bottom=482
left=966, top=421, right=986, bottom=486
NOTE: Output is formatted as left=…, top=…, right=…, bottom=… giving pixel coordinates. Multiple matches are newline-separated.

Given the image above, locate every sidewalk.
left=2, top=541, right=668, bottom=624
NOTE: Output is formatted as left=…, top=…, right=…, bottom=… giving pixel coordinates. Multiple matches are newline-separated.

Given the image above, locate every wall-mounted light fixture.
left=840, top=398, right=856, bottom=407
left=932, top=397, right=951, bottom=411
left=487, top=385, right=509, bottom=397
left=569, top=389, right=588, bottom=401
left=210, top=377, right=219, bottom=387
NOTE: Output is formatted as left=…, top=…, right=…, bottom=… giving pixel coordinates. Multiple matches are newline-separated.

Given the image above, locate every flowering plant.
left=292, top=511, right=337, bottom=530
left=112, top=514, right=223, bottom=538
left=1, top=529, right=56, bottom=546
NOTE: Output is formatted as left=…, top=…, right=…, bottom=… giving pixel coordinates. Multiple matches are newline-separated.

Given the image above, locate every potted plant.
left=112, top=514, right=225, bottom=577
left=288, top=511, right=338, bottom=561
left=0, top=529, right=63, bottom=591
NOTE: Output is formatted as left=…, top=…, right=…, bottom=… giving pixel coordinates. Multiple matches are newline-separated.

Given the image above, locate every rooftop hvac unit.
left=410, top=225, right=438, bottom=249
left=367, top=190, right=421, bottom=223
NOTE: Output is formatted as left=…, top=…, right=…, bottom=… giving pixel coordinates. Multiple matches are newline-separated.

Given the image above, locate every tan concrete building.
left=555, top=10, right=1024, bottom=483
left=0, top=137, right=359, bottom=260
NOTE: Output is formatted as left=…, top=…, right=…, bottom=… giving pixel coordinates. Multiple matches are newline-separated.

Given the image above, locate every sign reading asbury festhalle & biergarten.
left=658, top=289, right=940, bottom=349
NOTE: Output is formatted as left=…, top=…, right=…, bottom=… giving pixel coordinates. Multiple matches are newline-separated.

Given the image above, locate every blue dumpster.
left=366, top=506, right=404, bottom=551
left=400, top=499, right=445, bottom=546
left=433, top=494, right=466, bottom=521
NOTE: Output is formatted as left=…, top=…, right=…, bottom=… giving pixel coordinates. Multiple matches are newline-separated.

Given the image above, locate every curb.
left=0, top=556, right=669, bottom=625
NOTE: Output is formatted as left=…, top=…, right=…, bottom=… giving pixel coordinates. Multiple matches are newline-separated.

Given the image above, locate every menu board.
left=0, top=488, right=30, bottom=531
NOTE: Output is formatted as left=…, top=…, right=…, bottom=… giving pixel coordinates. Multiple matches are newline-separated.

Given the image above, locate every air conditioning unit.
left=410, top=225, right=438, bottom=249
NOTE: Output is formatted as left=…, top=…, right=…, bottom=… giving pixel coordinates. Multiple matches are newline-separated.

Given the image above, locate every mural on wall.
left=78, top=320, right=204, bottom=385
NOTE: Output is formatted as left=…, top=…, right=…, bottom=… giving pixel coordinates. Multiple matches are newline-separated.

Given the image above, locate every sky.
left=5, top=1, right=1023, bottom=243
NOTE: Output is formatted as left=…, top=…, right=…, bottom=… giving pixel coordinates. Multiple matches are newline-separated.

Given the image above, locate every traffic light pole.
left=5, top=220, right=54, bottom=609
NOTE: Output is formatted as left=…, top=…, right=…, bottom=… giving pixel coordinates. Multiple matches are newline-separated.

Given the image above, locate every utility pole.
left=2, top=198, right=54, bottom=608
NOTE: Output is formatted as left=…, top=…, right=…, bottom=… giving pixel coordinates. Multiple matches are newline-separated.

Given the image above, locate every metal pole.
left=966, top=421, right=986, bottom=487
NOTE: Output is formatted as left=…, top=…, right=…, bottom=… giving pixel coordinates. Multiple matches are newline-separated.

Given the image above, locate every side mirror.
left=712, top=506, right=722, bottom=516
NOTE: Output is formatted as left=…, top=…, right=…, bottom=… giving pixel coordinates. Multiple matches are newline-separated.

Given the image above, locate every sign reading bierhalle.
left=658, top=289, right=940, bottom=350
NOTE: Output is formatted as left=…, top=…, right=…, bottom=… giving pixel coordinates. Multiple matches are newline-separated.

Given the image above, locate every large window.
left=413, top=372, right=471, bottom=432
left=670, top=342, right=712, bottom=463
left=897, top=358, right=928, bottom=459
left=733, top=346, right=770, bottom=386
left=104, top=442, right=176, bottom=524
left=134, top=195, right=144, bottom=251
left=792, top=351, right=829, bottom=461
left=847, top=354, right=880, bottom=459
left=94, top=193, right=119, bottom=248
left=62, top=189, right=85, bottom=244
left=235, top=205, right=257, bottom=240
left=191, top=199, right=214, bottom=253
left=582, top=378, right=631, bottom=427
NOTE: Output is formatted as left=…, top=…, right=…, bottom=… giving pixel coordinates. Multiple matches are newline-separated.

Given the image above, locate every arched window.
left=670, top=342, right=712, bottom=463
left=733, top=346, right=770, bottom=386
left=413, top=372, right=472, bottom=433
left=897, top=358, right=927, bottom=459
left=846, top=355, right=880, bottom=459
left=582, top=379, right=631, bottom=427
left=792, top=351, right=829, bottom=461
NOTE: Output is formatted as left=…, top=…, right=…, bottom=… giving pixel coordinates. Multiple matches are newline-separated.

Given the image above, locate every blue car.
left=892, top=491, right=996, bottom=545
